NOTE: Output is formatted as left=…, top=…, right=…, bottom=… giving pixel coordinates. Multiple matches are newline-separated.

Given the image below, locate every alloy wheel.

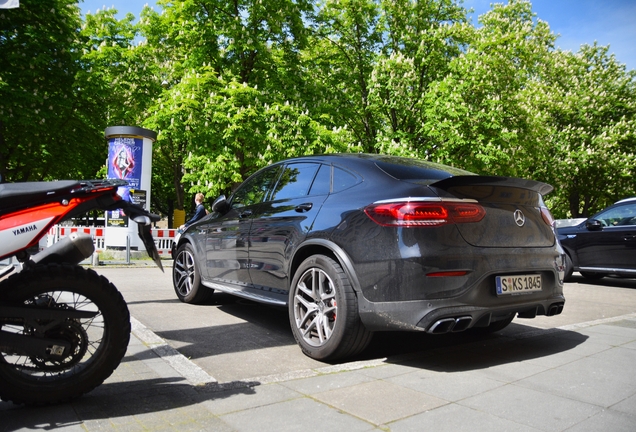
left=292, top=267, right=338, bottom=347
left=174, top=248, right=196, bottom=297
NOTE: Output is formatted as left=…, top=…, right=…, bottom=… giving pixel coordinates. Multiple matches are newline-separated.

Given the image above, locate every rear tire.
left=173, top=243, right=213, bottom=304
left=289, top=255, right=372, bottom=361
left=0, top=264, right=130, bottom=405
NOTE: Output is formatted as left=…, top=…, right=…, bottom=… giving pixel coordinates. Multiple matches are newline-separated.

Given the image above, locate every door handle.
left=239, top=210, right=253, bottom=219
left=295, top=203, right=313, bottom=212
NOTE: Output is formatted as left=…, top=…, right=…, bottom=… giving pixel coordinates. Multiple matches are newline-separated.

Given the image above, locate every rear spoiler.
left=431, top=176, right=553, bottom=196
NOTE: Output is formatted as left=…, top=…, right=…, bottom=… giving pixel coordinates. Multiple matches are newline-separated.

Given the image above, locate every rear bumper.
left=357, top=292, right=565, bottom=333
left=350, top=247, right=565, bottom=332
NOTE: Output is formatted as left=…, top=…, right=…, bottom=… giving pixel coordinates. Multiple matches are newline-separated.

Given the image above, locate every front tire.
left=173, top=243, right=213, bottom=304
left=564, top=253, right=574, bottom=281
left=0, top=264, right=130, bottom=405
left=289, top=255, right=372, bottom=361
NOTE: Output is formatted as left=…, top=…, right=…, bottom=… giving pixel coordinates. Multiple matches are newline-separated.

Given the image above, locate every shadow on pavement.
left=378, top=327, right=589, bottom=372
left=567, top=274, right=636, bottom=289
left=131, top=298, right=590, bottom=375
left=0, top=377, right=260, bottom=428
left=350, top=323, right=589, bottom=366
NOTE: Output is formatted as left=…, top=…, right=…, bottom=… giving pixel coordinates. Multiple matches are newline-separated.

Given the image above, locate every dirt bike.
left=0, top=179, right=163, bottom=405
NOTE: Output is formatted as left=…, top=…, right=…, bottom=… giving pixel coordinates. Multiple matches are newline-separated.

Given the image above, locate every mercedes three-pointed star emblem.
left=514, top=209, right=526, bottom=227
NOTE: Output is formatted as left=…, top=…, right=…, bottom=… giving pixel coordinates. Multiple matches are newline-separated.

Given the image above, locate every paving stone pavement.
left=2, top=312, right=636, bottom=431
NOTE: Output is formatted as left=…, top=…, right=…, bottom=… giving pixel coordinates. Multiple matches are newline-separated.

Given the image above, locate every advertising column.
left=104, top=126, right=157, bottom=250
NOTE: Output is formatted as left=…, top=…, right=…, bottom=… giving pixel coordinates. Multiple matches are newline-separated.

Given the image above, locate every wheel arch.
left=561, top=244, right=578, bottom=268
left=173, top=232, right=198, bottom=257
left=289, top=239, right=362, bottom=295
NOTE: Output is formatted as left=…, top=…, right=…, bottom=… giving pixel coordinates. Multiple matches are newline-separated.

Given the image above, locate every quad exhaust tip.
left=427, top=303, right=564, bottom=334
left=547, top=302, right=564, bottom=316
left=428, top=316, right=472, bottom=334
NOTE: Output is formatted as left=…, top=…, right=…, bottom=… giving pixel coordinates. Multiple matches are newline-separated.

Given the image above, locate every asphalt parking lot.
left=2, top=266, right=636, bottom=431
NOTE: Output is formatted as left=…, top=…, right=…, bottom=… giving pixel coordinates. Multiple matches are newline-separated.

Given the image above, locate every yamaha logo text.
left=12, top=224, right=38, bottom=236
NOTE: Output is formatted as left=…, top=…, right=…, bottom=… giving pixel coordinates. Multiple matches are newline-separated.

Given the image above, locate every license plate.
left=495, top=274, right=542, bottom=295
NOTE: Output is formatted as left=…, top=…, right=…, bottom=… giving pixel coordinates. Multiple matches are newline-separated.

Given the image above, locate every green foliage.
left=80, top=7, right=156, bottom=126
left=305, top=0, right=384, bottom=152
left=540, top=45, right=636, bottom=217
left=178, top=78, right=356, bottom=200
left=0, top=0, right=104, bottom=182
left=371, top=0, right=469, bottom=153
left=139, top=0, right=348, bottom=209
left=421, top=0, right=556, bottom=176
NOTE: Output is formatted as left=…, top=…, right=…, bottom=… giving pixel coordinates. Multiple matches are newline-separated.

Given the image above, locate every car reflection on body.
left=171, top=153, right=566, bottom=361
left=557, top=197, right=636, bottom=281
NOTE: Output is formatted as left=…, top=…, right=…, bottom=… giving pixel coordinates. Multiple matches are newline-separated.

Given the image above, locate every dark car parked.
left=557, top=197, right=636, bottom=281
left=172, top=154, right=566, bottom=360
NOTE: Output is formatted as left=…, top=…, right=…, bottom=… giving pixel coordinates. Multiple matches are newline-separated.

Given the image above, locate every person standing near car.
left=180, top=193, right=207, bottom=230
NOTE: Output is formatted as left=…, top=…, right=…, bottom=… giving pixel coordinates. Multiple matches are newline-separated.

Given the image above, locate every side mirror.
left=212, top=195, right=229, bottom=214
left=585, top=219, right=603, bottom=231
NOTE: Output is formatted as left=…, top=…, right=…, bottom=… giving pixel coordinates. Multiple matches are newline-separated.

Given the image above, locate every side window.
left=270, top=163, right=319, bottom=201
left=309, top=164, right=331, bottom=196
left=231, top=165, right=283, bottom=208
left=332, top=166, right=360, bottom=193
left=596, top=204, right=636, bottom=227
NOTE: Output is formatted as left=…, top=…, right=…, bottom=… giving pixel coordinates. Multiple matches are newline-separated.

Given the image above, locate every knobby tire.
left=0, top=264, right=130, bottom=405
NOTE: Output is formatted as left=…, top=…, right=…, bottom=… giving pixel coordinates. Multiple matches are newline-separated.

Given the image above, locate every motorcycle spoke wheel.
left=0, top=264, right=130, bottom=405
left=2, top=291, right=100, bottom=375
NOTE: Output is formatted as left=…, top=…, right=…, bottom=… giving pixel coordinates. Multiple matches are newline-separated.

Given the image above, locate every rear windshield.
left=375, top=159, right=474, bottom=184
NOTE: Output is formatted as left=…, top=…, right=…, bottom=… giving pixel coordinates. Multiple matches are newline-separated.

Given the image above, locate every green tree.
left=370, top=0, right=468, bottom=154
left=305, top=0, right=383, bottom=152
left=180, top=79, right=356, bottom=200
left=0, top=0, right=105, bottom=182
left=421, top=0, right=556, bottom=177
left=305, top=0, right=468, bottom=154
left=540, top=45, right=636, bottom=217
left=80, top=6, right=177, bottom=219
left=80, top=7, right=143, bottom=126
left=139, top=0, right=352, bottom=215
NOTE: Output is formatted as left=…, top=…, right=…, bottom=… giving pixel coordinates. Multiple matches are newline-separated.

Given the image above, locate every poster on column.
left=106, top=137, right=144, bottom=227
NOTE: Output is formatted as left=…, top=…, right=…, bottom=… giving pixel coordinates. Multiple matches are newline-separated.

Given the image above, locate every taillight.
left=540, top=206, right=555, bottom=227
left=364, top=201, right=486, bottom=227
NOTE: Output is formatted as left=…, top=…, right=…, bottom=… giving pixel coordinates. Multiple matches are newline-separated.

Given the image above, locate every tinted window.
left=596, top=204, right=636, bottom=227
left=375, top=158, right=473, bottom=184
left=270, top=163, right=320, bottom=201
left=309, top=164, right=331, bottom=196
left=332, top=166, right=359, bottom=192
left=232, top=165, right=282, bottom=208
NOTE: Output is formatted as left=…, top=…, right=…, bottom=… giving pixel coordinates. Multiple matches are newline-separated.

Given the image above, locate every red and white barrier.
left=47, top=225, right=177, bottom=256
left=47, top=226, right=106, bottom=251
left=150, top=228, right=177, bottom=255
